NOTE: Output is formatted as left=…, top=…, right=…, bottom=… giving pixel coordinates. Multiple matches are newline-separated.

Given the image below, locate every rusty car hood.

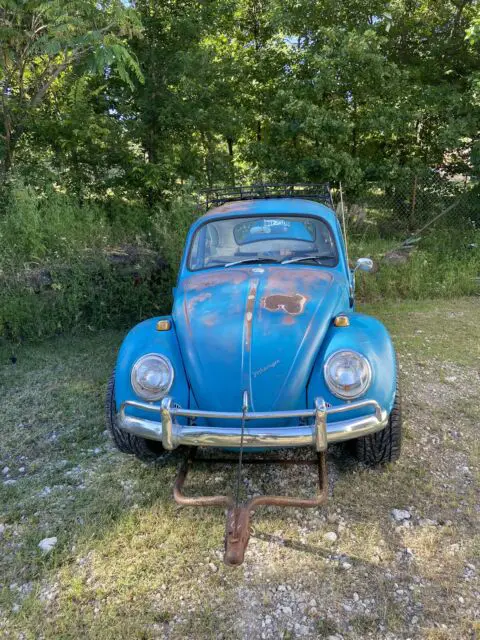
left=172, top=267, right=346, bottom=413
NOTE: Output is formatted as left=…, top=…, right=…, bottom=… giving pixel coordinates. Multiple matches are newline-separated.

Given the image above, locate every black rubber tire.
left=105, top=370, right=166, bottom=462
left=354, top=378, right=402, bottom=465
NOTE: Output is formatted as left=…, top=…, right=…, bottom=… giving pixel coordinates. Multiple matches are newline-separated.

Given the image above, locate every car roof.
left=195, top=198, right=338, bottom=228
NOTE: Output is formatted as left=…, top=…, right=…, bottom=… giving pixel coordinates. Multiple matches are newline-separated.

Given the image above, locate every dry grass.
left=0, top=298, right=479, bottom=639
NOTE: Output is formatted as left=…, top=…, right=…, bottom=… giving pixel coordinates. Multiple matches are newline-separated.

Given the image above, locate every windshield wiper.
left=281, top=254, right=334, bottom=265
left=224, top=257, right=281, bottom=268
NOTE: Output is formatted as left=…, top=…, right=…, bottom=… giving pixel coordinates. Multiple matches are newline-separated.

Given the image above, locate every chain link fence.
left=339, top=172, right=479, bottom=237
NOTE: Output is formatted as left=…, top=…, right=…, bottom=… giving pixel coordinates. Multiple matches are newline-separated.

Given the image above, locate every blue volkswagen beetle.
left=106, top=185, right=401, bottom=564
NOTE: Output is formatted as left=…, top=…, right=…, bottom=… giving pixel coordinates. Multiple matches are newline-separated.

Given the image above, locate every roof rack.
left=200, top=183, right=333, bottom=211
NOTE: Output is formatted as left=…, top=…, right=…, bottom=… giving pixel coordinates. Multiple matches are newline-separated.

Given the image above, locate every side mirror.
left=355, top=257, right=374, bottom=273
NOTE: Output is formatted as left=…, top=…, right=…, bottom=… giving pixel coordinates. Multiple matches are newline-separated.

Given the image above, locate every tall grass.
left=351, top=227, right=480, bottom=301
left=0, top=183, right=173, bottom=342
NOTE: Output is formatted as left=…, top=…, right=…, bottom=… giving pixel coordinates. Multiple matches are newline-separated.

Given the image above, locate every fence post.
left=410, top=175, right=418, bottom=229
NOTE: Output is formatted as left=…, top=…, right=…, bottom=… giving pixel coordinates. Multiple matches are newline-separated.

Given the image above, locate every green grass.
left=351, top=230, right=480, bottom=302
left=0, top=298, right=479, bottom=638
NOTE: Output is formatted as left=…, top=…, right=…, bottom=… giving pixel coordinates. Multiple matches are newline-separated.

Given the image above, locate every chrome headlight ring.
left=131, top=354, right=174, bottom=401
left=324, top=350, right=372, bottom=400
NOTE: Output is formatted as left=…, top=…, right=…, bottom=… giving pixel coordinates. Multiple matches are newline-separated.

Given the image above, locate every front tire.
left=105, top=371, right=167, bottom=462
left=354, top=380, right=402, bottom=465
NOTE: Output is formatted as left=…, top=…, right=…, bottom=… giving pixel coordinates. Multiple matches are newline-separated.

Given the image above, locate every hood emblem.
left=262, top=293, right=307, bottom=316
left=253, top=359, right=281, bottom=379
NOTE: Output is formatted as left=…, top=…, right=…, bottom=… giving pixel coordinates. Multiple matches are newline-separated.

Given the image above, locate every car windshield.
left=188, top=215, right=337, bottom=271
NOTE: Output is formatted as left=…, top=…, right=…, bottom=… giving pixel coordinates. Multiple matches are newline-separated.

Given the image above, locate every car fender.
left=307, top=312, right=397, bottom=419
left=114, top=316, right=190, bottom=416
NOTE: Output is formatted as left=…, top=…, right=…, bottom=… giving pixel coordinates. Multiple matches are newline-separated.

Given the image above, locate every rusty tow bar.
left=172, top=394, right=329, bottom=566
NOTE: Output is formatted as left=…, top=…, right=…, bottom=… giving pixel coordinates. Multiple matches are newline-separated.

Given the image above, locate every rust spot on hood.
left=262, top=293, right=307, bottom=316
left=183, top=270, right=248, bottom=292
left=202, top=312, right=219, bottom=327
left=244, top=280, right=258, bottom=352
left=187, top=291, right=212, bottom=310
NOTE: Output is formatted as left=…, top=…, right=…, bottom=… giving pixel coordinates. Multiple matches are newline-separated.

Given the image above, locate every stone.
left=38, top=537, right=57, bottom=553
left=383, top=249, right=410, bottom=265
left=324, top=531, right=338, bottom=543
left=418, top=518, right=437, bottom=527
left=391, top=508, right=411, bottom=522
left=2, top=466, right=9, bottom=475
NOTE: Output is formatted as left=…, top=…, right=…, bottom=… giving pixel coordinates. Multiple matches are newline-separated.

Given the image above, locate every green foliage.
left=0, top=0, right=142, bottom=177
left=352, top=228, right=480, bottom=302
left=0, top=183, right=107, bottom=265
left=2, top=0, right=479, bottom=200
left=0, top=183, right=173, bottom=342
left=0, top=1, right=479, bottom=342
left=151, top=188, right=198, bottom=272
left=0, top=256, right=172, bottom=342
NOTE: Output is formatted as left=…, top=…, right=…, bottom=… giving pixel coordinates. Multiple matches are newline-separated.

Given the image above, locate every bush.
left=0, top=184, right=110, bottom=269
left=150, top=188, right=198, bottom=272
left=0, top=182, right=176, bottom=342
left=0, top=256, right=173, bottom=342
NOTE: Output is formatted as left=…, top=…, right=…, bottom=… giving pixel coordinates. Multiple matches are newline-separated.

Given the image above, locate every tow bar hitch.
left=172, top=391, right=328, bottom=566
left=173, top=447, right=328, bottom=566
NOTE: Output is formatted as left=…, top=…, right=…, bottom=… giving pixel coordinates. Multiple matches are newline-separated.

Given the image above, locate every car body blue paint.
left=307, top=313, right=397, bottom=421
left=114, top=198, right=397, bottom=445
left=172, top=266, right=350, bottom=427
left=115, top=316, right=189, bottom=420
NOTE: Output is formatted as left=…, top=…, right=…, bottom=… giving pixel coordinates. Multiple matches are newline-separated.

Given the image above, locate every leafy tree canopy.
left=0, top=0, right=478, bottom=202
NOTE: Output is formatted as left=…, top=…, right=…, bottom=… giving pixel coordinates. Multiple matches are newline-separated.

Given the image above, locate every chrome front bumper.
left=118, top=397, right=388, bottom=452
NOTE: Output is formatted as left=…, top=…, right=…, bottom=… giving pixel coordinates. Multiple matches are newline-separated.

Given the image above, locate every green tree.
left=0, top=0, right=143, bottom=181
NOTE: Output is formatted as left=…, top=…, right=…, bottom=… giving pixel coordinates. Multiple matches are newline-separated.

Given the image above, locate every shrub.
left=0, top=182, right=175, bottom=342
left=0, top=256, right=172, bottom=342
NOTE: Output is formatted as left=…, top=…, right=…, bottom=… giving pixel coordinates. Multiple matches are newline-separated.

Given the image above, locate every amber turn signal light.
left=333, top=315, right=350, bottom=327
left=156, top=319, right=171, bottom=331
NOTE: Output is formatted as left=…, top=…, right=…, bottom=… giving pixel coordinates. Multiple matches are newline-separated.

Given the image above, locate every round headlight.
left=131, top=354, right=174, bottom=401
left=324, top=350, right=372, bottom=400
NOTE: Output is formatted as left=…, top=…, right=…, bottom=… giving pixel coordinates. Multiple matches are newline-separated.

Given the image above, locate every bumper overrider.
left=118, top=397, right=388, bottom=452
